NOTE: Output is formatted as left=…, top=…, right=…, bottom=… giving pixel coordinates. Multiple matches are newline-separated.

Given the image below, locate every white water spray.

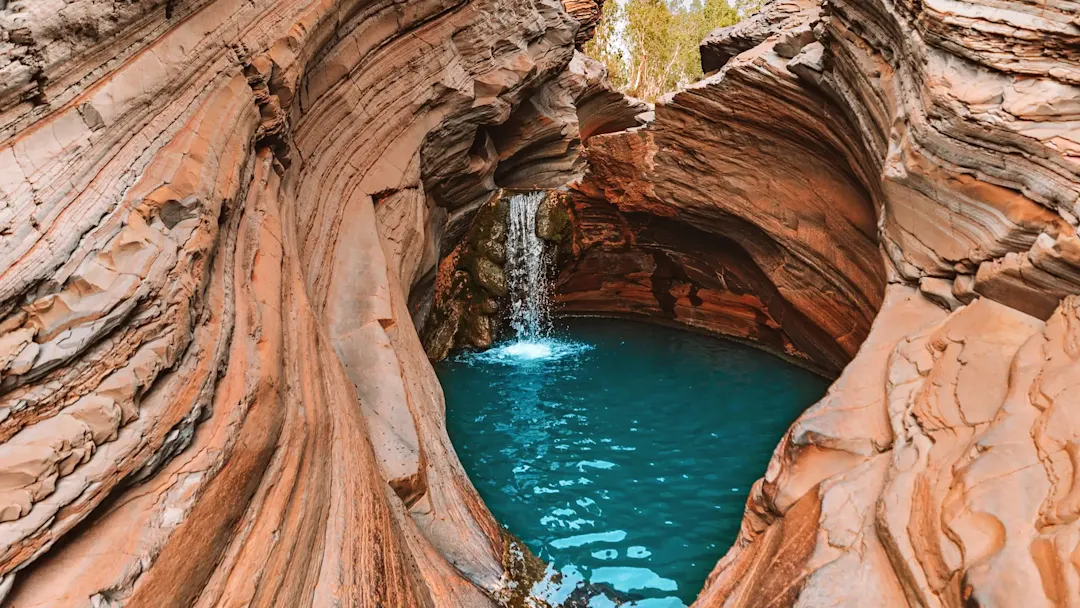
left=507, top=191, right=551, bottom=340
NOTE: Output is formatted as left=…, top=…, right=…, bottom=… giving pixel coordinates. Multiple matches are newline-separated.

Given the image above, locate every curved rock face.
left=0, top=0, right=597, bottom=604
left=558, top=0, right=886, bottom=376
left=589, top=0, right=1079, bottom=606
left=545, top=0, right=1080, bottom=604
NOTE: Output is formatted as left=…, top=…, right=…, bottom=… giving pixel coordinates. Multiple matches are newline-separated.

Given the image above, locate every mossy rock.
left=470, top=255, right=508, bottom=297
left=471, top=197, right=509, bottom=263
left=476, top=237, right=506, bottom=264
left=423, top=303, right=463, bottom=361
left=536, top=191, right=571, bottom=242
left=460, top=309, right=494, bottom=349
left=479, top=296, right=500, bottom=315
left=423, top=195, right=514, bottom=361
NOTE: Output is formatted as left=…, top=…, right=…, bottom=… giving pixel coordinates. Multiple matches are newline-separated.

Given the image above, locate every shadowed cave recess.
left=0, top=0, right=1078, bottom=606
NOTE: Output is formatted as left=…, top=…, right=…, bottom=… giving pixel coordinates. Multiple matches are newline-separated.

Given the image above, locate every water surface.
left=437, top=319, right=829, bottom=606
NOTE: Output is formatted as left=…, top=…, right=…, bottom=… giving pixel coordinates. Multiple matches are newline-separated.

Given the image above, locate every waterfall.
left=477, top=191, right=588, bottom=363
left=506, top=191, right=550, bottom=341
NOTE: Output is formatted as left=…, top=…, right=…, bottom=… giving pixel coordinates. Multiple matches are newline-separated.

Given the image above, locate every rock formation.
left=422, top=188, right=572, bottom=361
left=423, top=194, right=510, bottom=360
left=556, top=1, right=886, bottom=376
left=0, top=0, right=1078, bottom=604
left=0, top=0, right=601, bottom=604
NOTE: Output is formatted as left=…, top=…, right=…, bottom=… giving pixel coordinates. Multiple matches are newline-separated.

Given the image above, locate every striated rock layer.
left=0, top=0, right=602, bottom=605
left=553, top=0, right=1080, bottom=605
left=555, top=3, right=887, bottom=377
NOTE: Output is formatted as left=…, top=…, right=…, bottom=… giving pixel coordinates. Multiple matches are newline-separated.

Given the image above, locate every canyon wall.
left=556, top=0, right=1080, bottom=605
left=0, top=0, right=600, bottom=605
left=557, top=0, right=886, bottom=376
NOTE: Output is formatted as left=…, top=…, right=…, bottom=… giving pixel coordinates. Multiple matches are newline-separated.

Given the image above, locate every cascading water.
left=472, top=191, right=590, bottom=363
left=507, top=191, right=551, bottom=340
left=466, top=191, right=586, bottom=363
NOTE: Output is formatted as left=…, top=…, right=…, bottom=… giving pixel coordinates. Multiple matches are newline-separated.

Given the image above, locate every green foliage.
left=584, top=0, right=759, bottom=101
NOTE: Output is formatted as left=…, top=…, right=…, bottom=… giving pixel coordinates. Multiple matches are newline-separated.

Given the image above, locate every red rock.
left=0, top=0, right=595, bottom=604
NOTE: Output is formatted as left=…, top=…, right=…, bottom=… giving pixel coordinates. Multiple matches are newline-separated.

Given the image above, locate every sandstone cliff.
left=552, top=0, right=1080, bottom=605
left=0, top=0, right=601, bottom=604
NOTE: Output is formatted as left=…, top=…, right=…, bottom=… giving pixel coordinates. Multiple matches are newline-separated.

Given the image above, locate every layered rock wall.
left=630, top=0, right=1080, bottom=605
left=1, top=0, right=1078, bottom=605
left=558, top=0, right=886, bottom=376
left=0, top=0, right=597, bottom=604
left=533, top=0, right=1080, bottom=604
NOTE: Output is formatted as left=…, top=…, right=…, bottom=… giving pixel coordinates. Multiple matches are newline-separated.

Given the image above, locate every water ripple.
left=438, top=319, right=830, bottom=605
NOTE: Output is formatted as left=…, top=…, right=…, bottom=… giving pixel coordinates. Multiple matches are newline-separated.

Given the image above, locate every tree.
left=584, top=0, right=760, bottom=101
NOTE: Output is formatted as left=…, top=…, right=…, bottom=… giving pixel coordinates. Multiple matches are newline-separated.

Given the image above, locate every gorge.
left=0, top=0, right=1078, bottom=606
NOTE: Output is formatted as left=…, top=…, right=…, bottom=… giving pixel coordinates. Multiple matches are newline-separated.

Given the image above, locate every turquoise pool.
left=437, top=319, right=829, bottom=606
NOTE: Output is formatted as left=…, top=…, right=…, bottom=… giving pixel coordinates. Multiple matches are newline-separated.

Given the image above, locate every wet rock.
left=473, top=198, right=510, bottom=263
left=460, top=310, right=494, bottom=348
left=471, top=256, right=509, bottom=297
left=561, top=584, right=642, bottom=607
left=559, top=0, right=885, bottom=376
left=536, top=191, right=572, bottom=242
left=479, top=297, right=501, bottom=315
left=423, top=195, right=514, bottom=358
left=423, top=186, right=572, bottom=358
left=423, top=298, right=466, bottom=362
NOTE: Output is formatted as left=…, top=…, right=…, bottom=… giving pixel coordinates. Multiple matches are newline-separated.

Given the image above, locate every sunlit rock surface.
left=0, top=0, right=599, bottom=604
left=567, top=0, right=1080, bottom=605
